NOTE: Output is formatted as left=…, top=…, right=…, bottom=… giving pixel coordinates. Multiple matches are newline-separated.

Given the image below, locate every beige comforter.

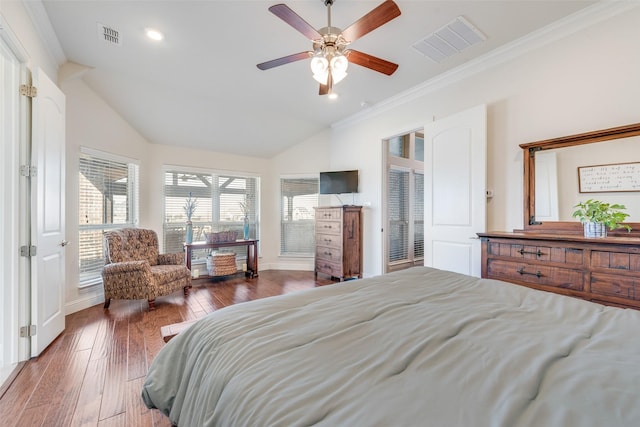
left=142, top=267, right=640, bottom=426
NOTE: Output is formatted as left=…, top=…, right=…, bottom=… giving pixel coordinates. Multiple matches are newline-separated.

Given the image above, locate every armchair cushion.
left=105, top=228, right=159, bottom=266
left=158, top=252, right=184, bottom=265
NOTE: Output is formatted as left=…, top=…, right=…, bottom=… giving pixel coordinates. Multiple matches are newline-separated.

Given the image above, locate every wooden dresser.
left=314, top=206, right=362, bottom=281
left=479, top=232, right=640, bottom=309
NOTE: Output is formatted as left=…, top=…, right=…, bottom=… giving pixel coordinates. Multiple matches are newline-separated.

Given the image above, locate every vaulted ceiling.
left=39, top=0, right=595, bottom=158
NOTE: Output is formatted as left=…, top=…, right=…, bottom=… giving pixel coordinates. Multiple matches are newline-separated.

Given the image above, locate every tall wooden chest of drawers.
left=314, top=206, right=362, bottom=281
left=479, top=232, right=640, bottom=309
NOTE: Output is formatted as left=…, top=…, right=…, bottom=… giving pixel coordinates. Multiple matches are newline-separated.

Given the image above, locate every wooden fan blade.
left=347, top=50, right=398, bottom=75
left=341, top=1, right=401, bottom=43
left=269, top=4, right=322, bottom=41
left=319, top=72, right=333, bottom=96
left=257, top=51, right=311, bottom=70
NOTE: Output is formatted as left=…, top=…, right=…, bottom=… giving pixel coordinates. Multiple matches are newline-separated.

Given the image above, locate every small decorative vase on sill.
left=243, top=216, right=250, bottom=240
left=183, top=191, right=198, bottom=244
left=185, top=221, right=193, bottom=244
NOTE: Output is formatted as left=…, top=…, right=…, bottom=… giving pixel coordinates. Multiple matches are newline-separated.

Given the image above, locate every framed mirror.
left=521, top=122, right=640, bottom=236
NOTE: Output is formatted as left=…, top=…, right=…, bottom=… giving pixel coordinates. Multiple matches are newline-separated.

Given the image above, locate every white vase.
left=583, top=222, right=607, bottom=238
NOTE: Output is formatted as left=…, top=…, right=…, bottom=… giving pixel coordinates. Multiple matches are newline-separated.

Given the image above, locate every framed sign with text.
left=578, top=162, right=640, bottom=193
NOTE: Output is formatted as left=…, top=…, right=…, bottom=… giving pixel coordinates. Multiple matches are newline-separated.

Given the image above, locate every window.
left=163, top=168, right=260, bottom=258
left=78, top=148, right=139, bottom=286
left=280, top=176, right=318, bottom=256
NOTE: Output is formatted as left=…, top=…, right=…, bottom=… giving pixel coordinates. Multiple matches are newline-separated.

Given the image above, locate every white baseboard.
left=65, top=293, right=104, bottom=315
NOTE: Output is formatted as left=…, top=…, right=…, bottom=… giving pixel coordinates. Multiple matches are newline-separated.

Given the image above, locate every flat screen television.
left=319, top=170, right=358, bottom=194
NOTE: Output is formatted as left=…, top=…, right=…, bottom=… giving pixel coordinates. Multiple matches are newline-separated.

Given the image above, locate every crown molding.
left=333, top=1, right=640, bottom=130
left=21, top=0, right=66, bottom=66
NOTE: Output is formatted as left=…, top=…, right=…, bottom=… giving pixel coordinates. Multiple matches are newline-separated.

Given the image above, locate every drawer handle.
left=518, top=248, right=542, bottom=256
left=323, top=238, right=332, bottom=243
left=517, top=267, right=542, bottom=278
left=324, top=225, right=332, bottom=229
left=324, top=251, right=332, bottom=256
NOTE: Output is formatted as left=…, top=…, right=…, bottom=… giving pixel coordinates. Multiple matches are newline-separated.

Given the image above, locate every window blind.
left=78, top=151, right=139, bottom=285
left=414, top=172, right=425, bottom=259
left=388, top=168, right=410, bottom=262
left=280, top=177, right=318, bottom=256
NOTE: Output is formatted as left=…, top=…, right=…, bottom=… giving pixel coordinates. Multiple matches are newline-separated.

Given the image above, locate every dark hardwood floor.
left=0, top=270, right=335, bottom=426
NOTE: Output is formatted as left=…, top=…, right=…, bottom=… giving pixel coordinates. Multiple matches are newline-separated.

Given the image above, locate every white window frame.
left=78, top=147, right=139, bottom=287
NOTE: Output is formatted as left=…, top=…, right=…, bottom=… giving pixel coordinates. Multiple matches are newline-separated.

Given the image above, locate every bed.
left=142, top=267, right=640, bottom=426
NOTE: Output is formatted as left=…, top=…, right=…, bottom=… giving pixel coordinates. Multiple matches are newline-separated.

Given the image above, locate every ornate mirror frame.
left=520, top=122, right=640, bottom=236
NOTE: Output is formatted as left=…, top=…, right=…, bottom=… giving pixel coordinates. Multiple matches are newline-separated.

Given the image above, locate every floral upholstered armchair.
left=102, top=228, right=191, bottom=310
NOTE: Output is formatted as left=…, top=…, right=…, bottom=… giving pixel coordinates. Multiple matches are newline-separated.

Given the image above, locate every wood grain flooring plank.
left=99, top=318, right=128, bottom=420
left=25, top=333, right=81, bottom=409
left=13, top=403, right=48, bottom=427
left=97, top=412, right=127, bottom=427
left=40, top=348, right=91, bottom=427
left=69, top=356, right=108, bottom=427
left=125, top=377, right=153, bottom=427
left=127, top=310, right=148, bottom=381
left=90, top=316, right=115, bottom=361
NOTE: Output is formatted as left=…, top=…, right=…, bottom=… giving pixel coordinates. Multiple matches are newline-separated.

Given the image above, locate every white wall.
left=323, top=5, right=640, bottom=277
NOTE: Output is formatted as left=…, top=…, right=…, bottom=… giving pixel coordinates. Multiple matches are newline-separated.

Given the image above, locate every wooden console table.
left=184, top=239, right=259, bottom=278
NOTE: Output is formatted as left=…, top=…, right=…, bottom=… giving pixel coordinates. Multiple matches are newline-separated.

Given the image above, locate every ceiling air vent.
left=97, top=22, right=121, bottom=46
left=412, top=16, right=486, bottom=63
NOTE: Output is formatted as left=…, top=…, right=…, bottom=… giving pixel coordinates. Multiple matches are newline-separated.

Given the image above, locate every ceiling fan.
left=257, top=0, right=401, bottom=95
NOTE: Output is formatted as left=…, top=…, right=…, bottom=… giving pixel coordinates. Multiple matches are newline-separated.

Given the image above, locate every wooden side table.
left=184, top=239, right=259, bottom=278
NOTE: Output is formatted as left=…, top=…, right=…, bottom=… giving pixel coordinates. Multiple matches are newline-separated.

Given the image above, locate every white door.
left=424, top=105, right=486, bottom=276
left=31, top=68, right=66, bottom=356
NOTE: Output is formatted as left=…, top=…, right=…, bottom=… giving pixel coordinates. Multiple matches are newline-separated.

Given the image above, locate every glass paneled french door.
left=384, top=132, right=424, bottom=272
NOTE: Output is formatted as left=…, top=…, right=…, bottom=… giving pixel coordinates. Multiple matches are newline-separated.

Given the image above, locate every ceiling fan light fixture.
left=311, top=55, right=330, bottom=84
left=330, top=54, right=348, bottom=73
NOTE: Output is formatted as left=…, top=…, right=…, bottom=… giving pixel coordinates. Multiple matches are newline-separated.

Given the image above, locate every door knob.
left=61, top=240, right=70, bottom=247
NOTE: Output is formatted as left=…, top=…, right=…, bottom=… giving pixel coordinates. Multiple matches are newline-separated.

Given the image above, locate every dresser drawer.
left=487, top=259, right=584, bottom=291
left=316, top=245, right=343, bottom=264
left=591, top=272, right=640, bottom=300
left=316, top=233, right=342, bottom=249
left=591, top=251, right=640, bottom=272
left=487, top=241, right=583, bottom=265
left=316, top=220, right=342, bottom=235
left=315, top=208, right=342, bottom=220
left=315, top=259, right=343, bottom=277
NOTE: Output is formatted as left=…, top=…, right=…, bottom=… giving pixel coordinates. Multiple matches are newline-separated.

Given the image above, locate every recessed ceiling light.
left=146, top=28, right=164, bottom=41
left=328, top=93, right=338, bottom=100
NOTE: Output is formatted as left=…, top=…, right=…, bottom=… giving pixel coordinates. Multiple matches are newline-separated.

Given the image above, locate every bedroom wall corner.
left=59, top=77, right=153, bottom=314
left=265, top=128, right=332, bottom=271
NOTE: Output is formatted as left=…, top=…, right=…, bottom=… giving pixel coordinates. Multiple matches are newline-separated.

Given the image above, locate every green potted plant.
left=572, top=199, right=631, bottom=238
